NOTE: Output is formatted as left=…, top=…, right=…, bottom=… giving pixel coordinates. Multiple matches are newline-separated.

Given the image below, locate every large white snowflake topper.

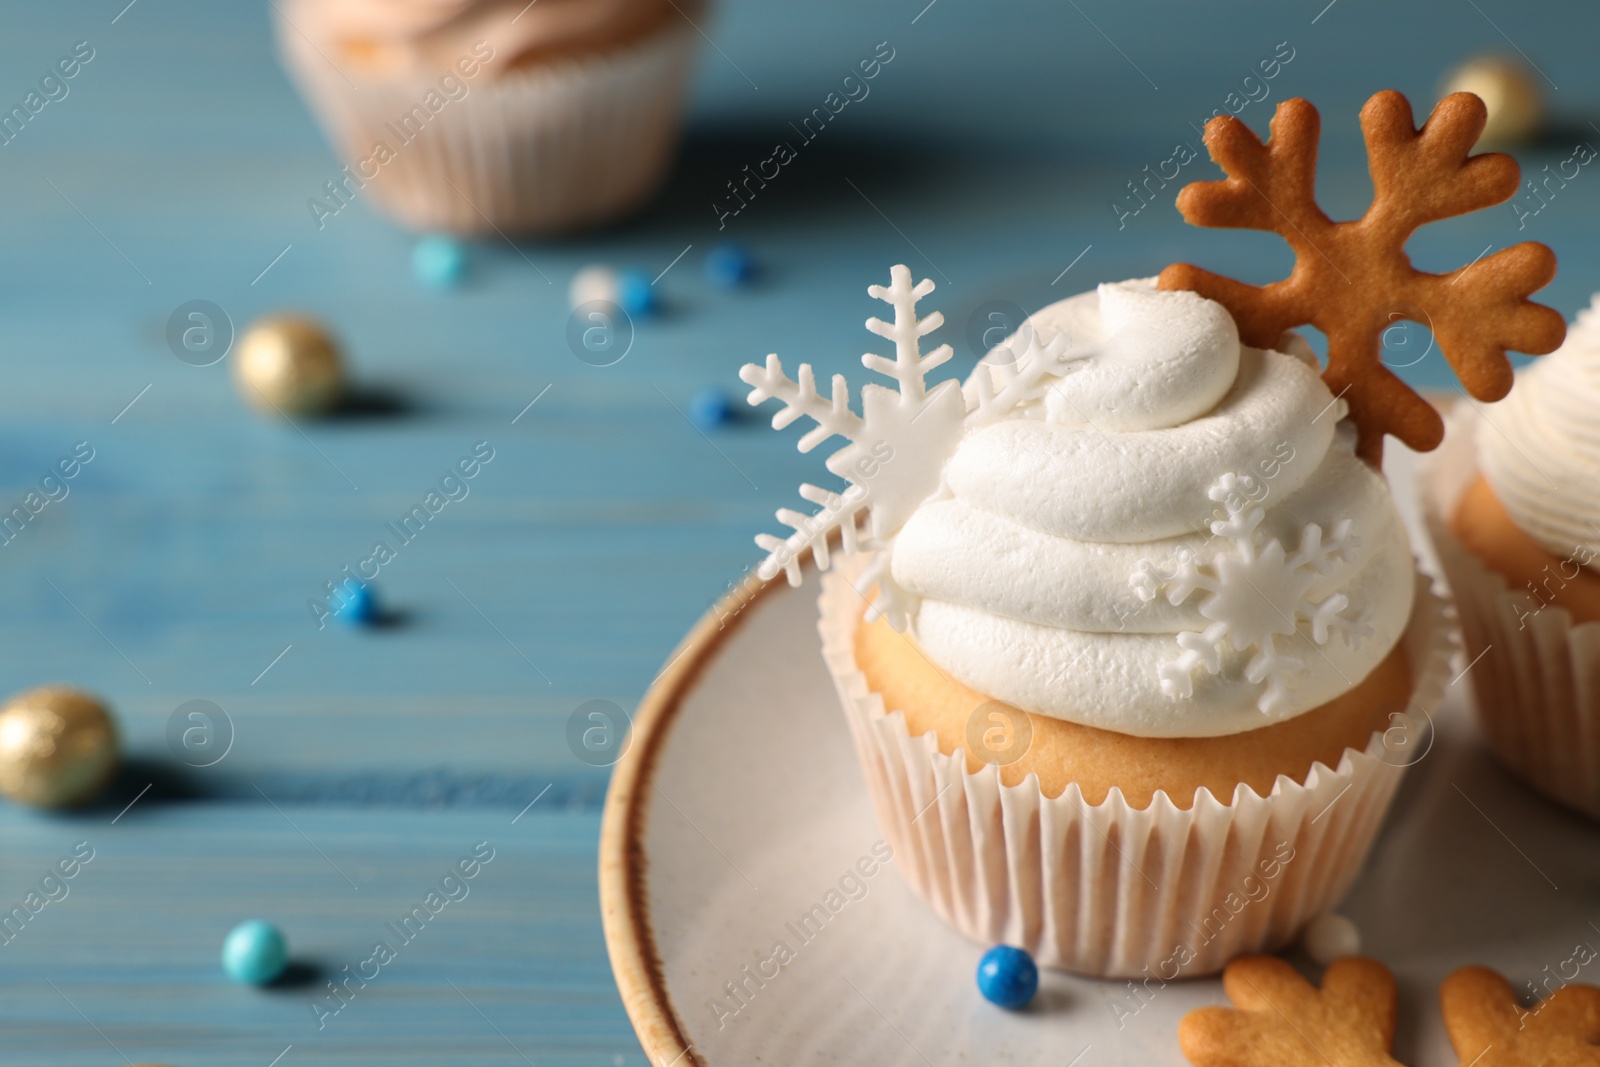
left=1129, top=473, right=1373, bottom=716
left=741, top=265, right=1078, bottom=629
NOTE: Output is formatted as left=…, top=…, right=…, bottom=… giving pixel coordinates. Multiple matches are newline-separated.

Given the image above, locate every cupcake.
left=274, top=0, right=702, bottom=235
left=762, top=271, right=1450, bottom=977
left=741, top=89, right=1556, bottom=977
left=1425, top=297, right=1600, bottom=819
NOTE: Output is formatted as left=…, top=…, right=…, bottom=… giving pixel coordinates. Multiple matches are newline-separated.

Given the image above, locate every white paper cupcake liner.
left=1424, top=411, right=1600, bottom=819
left=818, top=557, right=1453, bottom=977
left=275, top=19, right=699, bottom=235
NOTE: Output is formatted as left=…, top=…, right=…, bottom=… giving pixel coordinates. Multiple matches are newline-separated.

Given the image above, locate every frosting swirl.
left=891, top=280, right=1415, bottom=738
left=284, top=0, right=682, bottom=76
left=1477, top=295, right=1600, bottom=565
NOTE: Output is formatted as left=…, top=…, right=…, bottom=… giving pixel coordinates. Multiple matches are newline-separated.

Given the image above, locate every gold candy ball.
left=0, top=687, right=119, bottom=809
left=1441, top=55, right=1543, bottom=147
left=232, top=315, right=345, bottom=417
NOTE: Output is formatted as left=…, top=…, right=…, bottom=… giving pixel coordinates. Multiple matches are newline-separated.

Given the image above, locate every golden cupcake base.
left=819, top=557, right=1454, bottom=977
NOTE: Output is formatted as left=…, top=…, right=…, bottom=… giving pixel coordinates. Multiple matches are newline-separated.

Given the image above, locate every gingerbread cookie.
left=1179, top=955, right=1404, bottom=1067
left=1159, top=90, right=1565, bottom=465
left=1441, top=965, right=1600, bottom=1066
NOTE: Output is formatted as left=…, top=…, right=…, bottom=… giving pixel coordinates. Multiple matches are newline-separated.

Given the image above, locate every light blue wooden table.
left=0, top=0, right=1594, bottom=1062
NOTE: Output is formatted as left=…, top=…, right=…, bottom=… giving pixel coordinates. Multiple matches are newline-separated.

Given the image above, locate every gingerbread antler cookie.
left=1159, top=90, right=1565, bottom=465
left=1180, top=955, right=1405, bottom=1067
left=1442, top=965, right=1600, bottom=1066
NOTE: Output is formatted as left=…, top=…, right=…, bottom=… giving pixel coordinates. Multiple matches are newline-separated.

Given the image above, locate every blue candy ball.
left=412, top=234, right=468, bottom=289
left=705, top=242, right=755, bottom=288
left=687, top=385, right=734, bottom=430
left=222, top=920, right=289, bottom=985
left=339, top=581, right=380, bottom=626
left=616, top=269, right=657, bottom=317
left=976, top=945, right=1038, bottom=1009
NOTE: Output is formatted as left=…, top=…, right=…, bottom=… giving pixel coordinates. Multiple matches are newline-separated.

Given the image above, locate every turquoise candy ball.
left=412, top=234, right=468, bottom=289
left=222, top=919, right=289, bottom=985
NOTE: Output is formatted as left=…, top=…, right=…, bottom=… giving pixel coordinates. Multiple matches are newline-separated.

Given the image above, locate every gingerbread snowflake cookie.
left=1180, top=955, right=1404, bottom=1067
left=1441, top=965, right=1600, bottom=1067
left=1182, top=956, right=1600, bottom=1067
left=1159, top=90, right=1566, bottom=464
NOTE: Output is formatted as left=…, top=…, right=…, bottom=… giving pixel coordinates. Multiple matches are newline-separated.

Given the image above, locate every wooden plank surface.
left=0, top=803, right=635, bottom=1066
left=0, top=0, right=1594, bottom=1060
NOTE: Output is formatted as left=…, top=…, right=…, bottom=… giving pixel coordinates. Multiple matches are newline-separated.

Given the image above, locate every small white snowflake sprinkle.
left=1130, top=472, right=1372, bottom=715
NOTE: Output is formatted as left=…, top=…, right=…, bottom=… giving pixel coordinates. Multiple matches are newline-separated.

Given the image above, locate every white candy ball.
left=1303, top=913, right=1361, bottom=965
left=569, top=265, right=619, bottom=310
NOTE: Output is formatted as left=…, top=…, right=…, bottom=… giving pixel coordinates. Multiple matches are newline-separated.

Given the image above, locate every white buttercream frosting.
left=891, top=279, right=1415, bottom=738
left=1477, top=295, right=1600, bottom=564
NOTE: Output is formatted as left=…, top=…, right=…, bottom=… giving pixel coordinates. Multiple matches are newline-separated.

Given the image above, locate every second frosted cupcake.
left=1426, top=297, right=1600, bottom=819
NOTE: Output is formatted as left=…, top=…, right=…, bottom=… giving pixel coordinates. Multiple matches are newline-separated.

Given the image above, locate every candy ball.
left=688, top=385, right=734, bottom=430
left=616, top=269, right=656, bottom=318
left=705, top=242, right=755, bottom=288
left=338, top=581, right=380, bottom=626
left=569, top=265, right=619, bottom=310
left=1441, top=55, right=1543, bottom=147
left=222, top=920, right=289, bottom=985
left=0, top=687, right=118, bottom=809
left=976, top=945, right=1038, bottom=1009
left=412, top=234, right=468, bottom=289
left=1303, top=912, right=1361, bottom=965
left=233, top=315, right=345, bottom=417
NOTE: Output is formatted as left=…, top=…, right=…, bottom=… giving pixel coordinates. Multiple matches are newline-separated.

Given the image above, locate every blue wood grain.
left=0, top=803, right=637, bottom=1066
left=0, top=0, right=1592, bottom=1058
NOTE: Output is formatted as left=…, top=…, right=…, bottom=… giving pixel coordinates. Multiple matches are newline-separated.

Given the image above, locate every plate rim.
left=597, top=411, right=1462, bottom=1064
left=600, top=568, right=787, bottom=1067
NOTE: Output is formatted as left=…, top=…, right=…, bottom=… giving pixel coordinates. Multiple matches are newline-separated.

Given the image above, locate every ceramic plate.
left=600, top=452, right=1600, bottom=1066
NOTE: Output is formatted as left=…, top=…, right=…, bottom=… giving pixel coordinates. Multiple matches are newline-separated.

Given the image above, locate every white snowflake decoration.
left=1129, top=473, right=1372, bottom=716
left=741, top=265, right=1079, bottom=629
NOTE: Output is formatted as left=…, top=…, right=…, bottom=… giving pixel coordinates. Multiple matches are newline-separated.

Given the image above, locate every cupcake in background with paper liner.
left=739, top=91, right=1566, bottom=977
left=1426, top=296, right=1600, bottom=820
left=274, top=0, right=703, bottom=235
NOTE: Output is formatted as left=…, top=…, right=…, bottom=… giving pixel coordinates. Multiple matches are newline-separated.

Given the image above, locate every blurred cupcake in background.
left=274, top=0, right=704, bottom=235
left=1425, top=296, right=1600, bottom=820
